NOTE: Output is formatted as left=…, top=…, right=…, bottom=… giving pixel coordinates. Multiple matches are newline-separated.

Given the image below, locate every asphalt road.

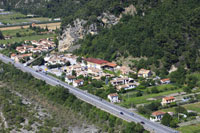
left=0, top=54, right=178, bottom=133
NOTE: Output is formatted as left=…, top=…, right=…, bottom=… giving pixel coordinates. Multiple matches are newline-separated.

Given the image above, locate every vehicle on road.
left=140, top=121, right=145, bottom=124
left=120, top=112, right=124, bottom=115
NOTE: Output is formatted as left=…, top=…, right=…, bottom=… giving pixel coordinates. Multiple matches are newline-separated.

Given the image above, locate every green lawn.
left=0, top=11, right=50, bottom=24
left=160, top=102, right=200, bottom=114
left=177, top=123, right=200, bottom=133
left=121, top=89, right=182, bottom=105
left=0, top=34, right=55, bottom=44
left=2, top=28, right=35, bottom=36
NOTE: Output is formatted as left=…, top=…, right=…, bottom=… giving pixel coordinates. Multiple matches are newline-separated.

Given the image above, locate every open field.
left=0, top=22, right=61, bottom=31
left=177, top=123, right=200, bottom=133
left=0, top=34, right=55, bottom=44
left=0, top=11, right=50, bottom=24
left=2, top=28, right=35, bottom=36
left=121, top=89, right=183, bottom=106
left=161, top=102, right=200, bottom=113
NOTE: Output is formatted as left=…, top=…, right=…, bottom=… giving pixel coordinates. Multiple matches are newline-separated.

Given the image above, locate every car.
left=140, top=121, right=145, bottom=124
left=120, top=112, right=124, bottom=115
left=131, top=113, right=134, bottom=116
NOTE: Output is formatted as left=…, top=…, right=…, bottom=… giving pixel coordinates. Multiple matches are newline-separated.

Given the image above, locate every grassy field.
left=0, top=11, right=50, bottom=24
left=177, top=123, right=200, bottom=133
left=2, top=28, right=35, bottom=36
left=121, top=89, right=182, bottom=105
left=0, top=22, right=61, bottom=31
left=160, top=102, right=200, bottom=113
left=0, top=34, right=55, bottom=44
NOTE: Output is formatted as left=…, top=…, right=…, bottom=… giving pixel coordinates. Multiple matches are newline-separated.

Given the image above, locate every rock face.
left=58, top=19, right=97, bottom=52
left=58, top=5, right=137, bottom=52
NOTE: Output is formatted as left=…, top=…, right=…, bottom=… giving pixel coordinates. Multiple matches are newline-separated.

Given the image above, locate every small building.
left=73, top=79, right=84, bottom=87
left=101, top=62, right=117, bottom=71
left=116, top=83, right=137, bottom=91
left=138, top=69, right=152, bottom=78
left=160, top=78, right=171, bottom=84
left=84, top=58, right=109, bottom=69
left=65, top=75, right=76, bottom=84
left=120, top=66, right=135, bottom=75
left=110, top=77, right=134, bottom=86
left=150, top=111, right=166, bottom=122
left=108, top=93, right=119, bottom=103
left=161, top=96, right=175, bottom=106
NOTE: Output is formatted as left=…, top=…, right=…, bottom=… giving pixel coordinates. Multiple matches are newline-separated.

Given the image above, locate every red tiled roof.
left=66, top=75, right=76, bottom=79
left=160, top=78, right=170, bottom=82
left=74, top=79, right=84, bottom=83
left=108, top=93, right=118, bottom=97
left=105, top=62, right=117, bottom=67
left=163, top=96, right=175, bottom=101
left=84, top=58, right=109, bottom=65
left=152, top=111, right=166, bottom=116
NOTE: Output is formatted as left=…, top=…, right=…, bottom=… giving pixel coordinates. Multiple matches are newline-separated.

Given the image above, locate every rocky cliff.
left=58, top=5, right=137, bottom=52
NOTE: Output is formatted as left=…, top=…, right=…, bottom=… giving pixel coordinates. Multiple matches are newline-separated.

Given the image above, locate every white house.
left=65, top=75, right=76, bottom=84
left=161, top=96, right=175, bottom=106
left=138, top=69, right=152, bottom=78
left=73, top=79, right=84, bottom=87
left=107, top=93, right=119, bottom=103
left=160, top=78, right=171, bottom=84
left=150, top=111, right=166, bottom=122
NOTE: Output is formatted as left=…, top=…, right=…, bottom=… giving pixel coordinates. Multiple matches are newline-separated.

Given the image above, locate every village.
left=6, top=40, right=200, bottom=127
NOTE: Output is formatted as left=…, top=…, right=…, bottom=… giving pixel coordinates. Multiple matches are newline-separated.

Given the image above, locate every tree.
left=16, top=32, right=21, bottom=37
left=175, top=106, right=187, bottom=114
left=0, top=30, right=4, bottom=40
left=161, top=113, right=173, bottom=127
left=72, top=70, right=76, bottom=76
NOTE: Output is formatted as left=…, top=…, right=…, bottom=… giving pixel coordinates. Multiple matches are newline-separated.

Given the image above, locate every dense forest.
left=0, top=61, right=146, bottom=133
left=75, top=0, right=200, bottom=74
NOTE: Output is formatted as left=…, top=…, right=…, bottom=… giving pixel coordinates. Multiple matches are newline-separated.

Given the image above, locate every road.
left=0, top=54, right=178, bottom=133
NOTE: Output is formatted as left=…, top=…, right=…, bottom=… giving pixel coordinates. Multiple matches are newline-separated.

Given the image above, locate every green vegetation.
left=177, top=123, right=200, bottom=133
left=75, top=0, right=200, bottom=73
left=0, top=61, right=147, bottom=133
left=0, top=30, right=4, bottom=40
left=0, top=34, right=54, bottom=44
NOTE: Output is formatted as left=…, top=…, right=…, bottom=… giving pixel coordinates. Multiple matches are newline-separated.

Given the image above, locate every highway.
left=0, top=54, right=178, bottom=133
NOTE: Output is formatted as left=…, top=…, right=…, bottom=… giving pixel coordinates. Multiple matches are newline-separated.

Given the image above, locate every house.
left=120, top=66, right=135, bottom=75
left=101, top=62, right=117, bottom=71
left=65, top=75, right=76, bottom=84
left=150, top=111, right=166, bottom=122
left=73, top=79, right=84, bottom=87
left=116, top=83, right=137, bottom=91
left=13, top=53, right=32, bottom=62
left=161, top=96, right=175, bottom=106
left=110, top=77, right=134, bottom=86
left=4, top=36, right=12, bottom=40
left=10, top=53, right=17, bottom=60
left=108, top=93, right=119, bottom=103
left=88, top=67, right=103, bottom=77
left=160, top=78, right=171, bottom=84
left=138, top=69, right=152, bottom=78
left=84, top=58, right=109, bottom=69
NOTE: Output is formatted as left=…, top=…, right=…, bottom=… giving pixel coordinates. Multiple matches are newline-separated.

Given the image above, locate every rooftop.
left=152, top=111, right=166, bottom=116
left=84, top=58, right=109, bottom=65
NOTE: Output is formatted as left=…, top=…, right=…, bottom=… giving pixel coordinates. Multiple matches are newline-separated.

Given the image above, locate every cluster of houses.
left=150, top=96, right=176, bottom=122
left=10, top=38, right=56, bottom=62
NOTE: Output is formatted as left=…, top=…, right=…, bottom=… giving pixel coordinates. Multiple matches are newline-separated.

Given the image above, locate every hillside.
left=74, top=0, right=200, bottom=73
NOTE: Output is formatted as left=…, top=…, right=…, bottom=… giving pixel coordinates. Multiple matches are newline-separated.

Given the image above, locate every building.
left=73, top=79, right=84, bottom=87
left=110, top=77, right=134, bottom=86
left=161, top=96, right=175, bottom=106
left=65, top=75, right=76, bottom=84
left=120, top=66, right=135, bottom=75
left=160, top=78, right=171, bottom=84
left=138, top=69, right=152, bottom=78
left=101, top=62, right=117, bottom=71
left=84, top=58, right=109, bottom=69
left=107, top=93, right=119, bottom=103
left=150, top=111, right=166, bottom=122
left=116, top=83, right=138, bottom=91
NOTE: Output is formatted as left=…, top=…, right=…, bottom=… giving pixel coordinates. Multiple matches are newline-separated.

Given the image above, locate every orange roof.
left=161, top=78, right=170, bottom=82
left=108, top=93, right=118, bottom=97
left=66, top=75, right=76, bottom=79
left=105, top=62, right=117, bottom=67
left=11, top=53, right=16, bottom=57
left=163, top=96, right=175, bottom=101
left=74, top=79, right=84, bottom=83
left=152, top=111, right=166, bottom=116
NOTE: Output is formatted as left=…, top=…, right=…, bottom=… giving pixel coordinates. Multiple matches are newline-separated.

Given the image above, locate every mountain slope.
left=74, top=0, right=200, bottom=72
